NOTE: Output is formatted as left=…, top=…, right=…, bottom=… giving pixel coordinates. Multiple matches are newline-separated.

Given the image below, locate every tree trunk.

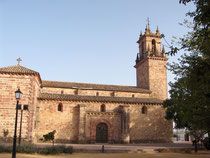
left=194, top=139, right=198, bottom=153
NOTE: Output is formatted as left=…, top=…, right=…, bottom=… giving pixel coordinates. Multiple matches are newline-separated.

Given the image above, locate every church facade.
left=0, top=26, right=172, bottom=143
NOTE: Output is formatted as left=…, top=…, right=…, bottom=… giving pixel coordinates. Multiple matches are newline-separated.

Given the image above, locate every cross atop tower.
left=17, top=57, right=22, bottom=65
left=146, top=17, right=150, bottom=29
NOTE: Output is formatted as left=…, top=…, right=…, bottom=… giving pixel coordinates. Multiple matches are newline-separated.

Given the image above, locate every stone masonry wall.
left=37, top=100, right=123, bottom=143
left=30, top=76, right=40, bottom=142
left=37, top=100, right=79, bottom=143
left=129, top=103, right=172, bottom=143
left=136, top=59, right=149, bottom=89
left=86, top=112, right=121, bottom=143
left=37, top=99, right=172, bottom=143
left=0, top=73, right=40, bottom=141
left=148, top=58, right=168, bottom=100
left=42, top=87, right=150, bottom=98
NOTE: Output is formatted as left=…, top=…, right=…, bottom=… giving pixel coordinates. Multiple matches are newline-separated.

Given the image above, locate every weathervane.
left=17, top=58, right=22, bottom=65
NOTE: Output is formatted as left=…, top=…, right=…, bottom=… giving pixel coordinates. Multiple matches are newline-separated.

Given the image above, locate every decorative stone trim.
left=86, top=111, right=120, bottom=116
left=38, top=93, right=163, bottom=104
left=134, top=56, right=168, bottom=68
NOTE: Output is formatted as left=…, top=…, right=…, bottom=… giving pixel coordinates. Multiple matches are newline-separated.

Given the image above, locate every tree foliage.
left=180, top=0, right=210, bottom=58
left=164, top=52, right=210, bottom=130
left=42, top=130, right=56, bottom=145
left=163, top=0, right=210, bottom=152
left=168, top=0, right=210, bottom=57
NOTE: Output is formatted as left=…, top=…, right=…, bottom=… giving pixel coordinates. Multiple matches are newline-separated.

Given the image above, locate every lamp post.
left=18, top=104, right=28, bottom=146
left=18, top=106, right=23, bottom=146
left=12, top=89, right=22, bottom=158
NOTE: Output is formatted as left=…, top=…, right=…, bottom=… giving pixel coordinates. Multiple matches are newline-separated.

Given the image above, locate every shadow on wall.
left=129, top=104, right=172, bottom=143
left=55, top=106, right=79, bottom=143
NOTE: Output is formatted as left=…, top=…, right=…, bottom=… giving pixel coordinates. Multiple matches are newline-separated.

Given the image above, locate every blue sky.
left=0, top=0, right=194, bottom=88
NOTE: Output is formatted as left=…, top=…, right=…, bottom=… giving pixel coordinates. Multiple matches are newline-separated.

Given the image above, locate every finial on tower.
left=17, top=57, right=22, bottom=65
left=135, top=53, right=140, bottom=64
left=156, top=26, right=160, bottom=35
left=162, top=46, right=166, bottom=57
left=145, top=25, right=150, bottom=35
left=145, top=17, right=151, bottom=35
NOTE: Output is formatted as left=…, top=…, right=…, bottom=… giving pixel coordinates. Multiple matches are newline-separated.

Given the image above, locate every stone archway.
left=96, top=123, right=108, bottom=143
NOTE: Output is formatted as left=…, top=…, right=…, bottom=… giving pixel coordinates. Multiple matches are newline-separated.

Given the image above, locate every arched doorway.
left=96, top=123, right=108, bottom=143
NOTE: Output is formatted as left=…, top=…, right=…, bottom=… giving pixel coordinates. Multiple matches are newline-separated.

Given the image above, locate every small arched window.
left=58, top=103, right=63, bottom=112
left=74, top=89, right=78, bottom=95
left=101, top=104, right=106, bottom=112
left=141, top=106, right=147, bottom=114
left=111, top=91, right=115, bottom=97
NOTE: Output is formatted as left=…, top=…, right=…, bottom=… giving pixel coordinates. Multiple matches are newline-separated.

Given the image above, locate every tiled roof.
left=42, top=80, right=151, bottom=93
left=38, top=93, right=163, bottom=104
left=0, top=65, right=39, bottom=74
left=0, top=65, right=41, bottom=81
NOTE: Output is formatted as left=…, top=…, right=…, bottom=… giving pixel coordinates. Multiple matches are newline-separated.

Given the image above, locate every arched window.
left=110, top=91, right=115, bottom=97
left=141, top=106, right=147, bottom=114
left=152, top=39, right=156, bottom=55
left=58, top=103, right=63, bottom=112
left=74, top=89, right=78, bottom=95
left=101, top=104, right=106, bottom=112
left=96, top=92, right=99, bottom=96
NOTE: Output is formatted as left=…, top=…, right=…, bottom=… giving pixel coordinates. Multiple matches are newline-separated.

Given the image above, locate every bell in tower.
left=136, top=25, right=164, bottom=62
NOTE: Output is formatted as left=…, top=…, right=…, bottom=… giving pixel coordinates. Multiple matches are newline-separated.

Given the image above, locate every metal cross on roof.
left=146, top=17, right=151, bottom=29
left=17, top=57, right=22, bottom=65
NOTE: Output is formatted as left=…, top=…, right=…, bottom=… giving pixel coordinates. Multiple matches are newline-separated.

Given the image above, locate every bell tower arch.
left=135, top=25, right=167, bottom=100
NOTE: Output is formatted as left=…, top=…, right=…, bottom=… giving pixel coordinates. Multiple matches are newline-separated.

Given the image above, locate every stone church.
left=0, top=26, right=172, bottom=143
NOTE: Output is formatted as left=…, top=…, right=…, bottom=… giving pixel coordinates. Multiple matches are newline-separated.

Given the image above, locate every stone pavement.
left=36, top=141, right=196, bottom=153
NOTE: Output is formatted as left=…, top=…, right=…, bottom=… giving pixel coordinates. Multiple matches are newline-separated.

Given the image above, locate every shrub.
left=203, top=137, right=210, bottom=150
left=173, top=134, right=178, bottom=138
left=0, top=143, right=73, bottom=154
left=0, top=145, right=12, bottom=153
left=42, top=130, right=56, bottom=145
left=39, top=146, right=73, bottom=155
left=3, top=129, right=9, bottom=138
left=16, top=143, right=39, bottom=154
left=2, top=129, right=9, bottom=142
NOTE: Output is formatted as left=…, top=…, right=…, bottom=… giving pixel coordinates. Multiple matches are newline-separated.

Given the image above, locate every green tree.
left=164, top=53, right=210, bottom=152
left=41, top=130, right=56, bottom=146
left=179, top=0, right=209, bottom=58
left=163, top=0, right=210, bottom=152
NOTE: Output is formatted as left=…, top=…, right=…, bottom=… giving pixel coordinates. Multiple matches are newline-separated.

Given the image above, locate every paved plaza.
left=1, top=152, right=210, bottom=158
left=1, top=141, right=210, bottom=158
left=35, top=141, right=195, bottom=153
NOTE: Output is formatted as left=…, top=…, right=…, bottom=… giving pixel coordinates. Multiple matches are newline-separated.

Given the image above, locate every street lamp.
left=18, top=104, right=28, bottom=145
left=12, top=89, right=22, bottom=158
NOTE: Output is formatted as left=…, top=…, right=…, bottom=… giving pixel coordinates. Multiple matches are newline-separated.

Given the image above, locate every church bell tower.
left=134, top=25, right=168, bottom=100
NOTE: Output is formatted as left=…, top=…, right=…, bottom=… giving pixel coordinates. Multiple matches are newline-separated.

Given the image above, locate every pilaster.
left=78, top=104, right=86, bottom=143
left=121, top=105, right=130, bottom=144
